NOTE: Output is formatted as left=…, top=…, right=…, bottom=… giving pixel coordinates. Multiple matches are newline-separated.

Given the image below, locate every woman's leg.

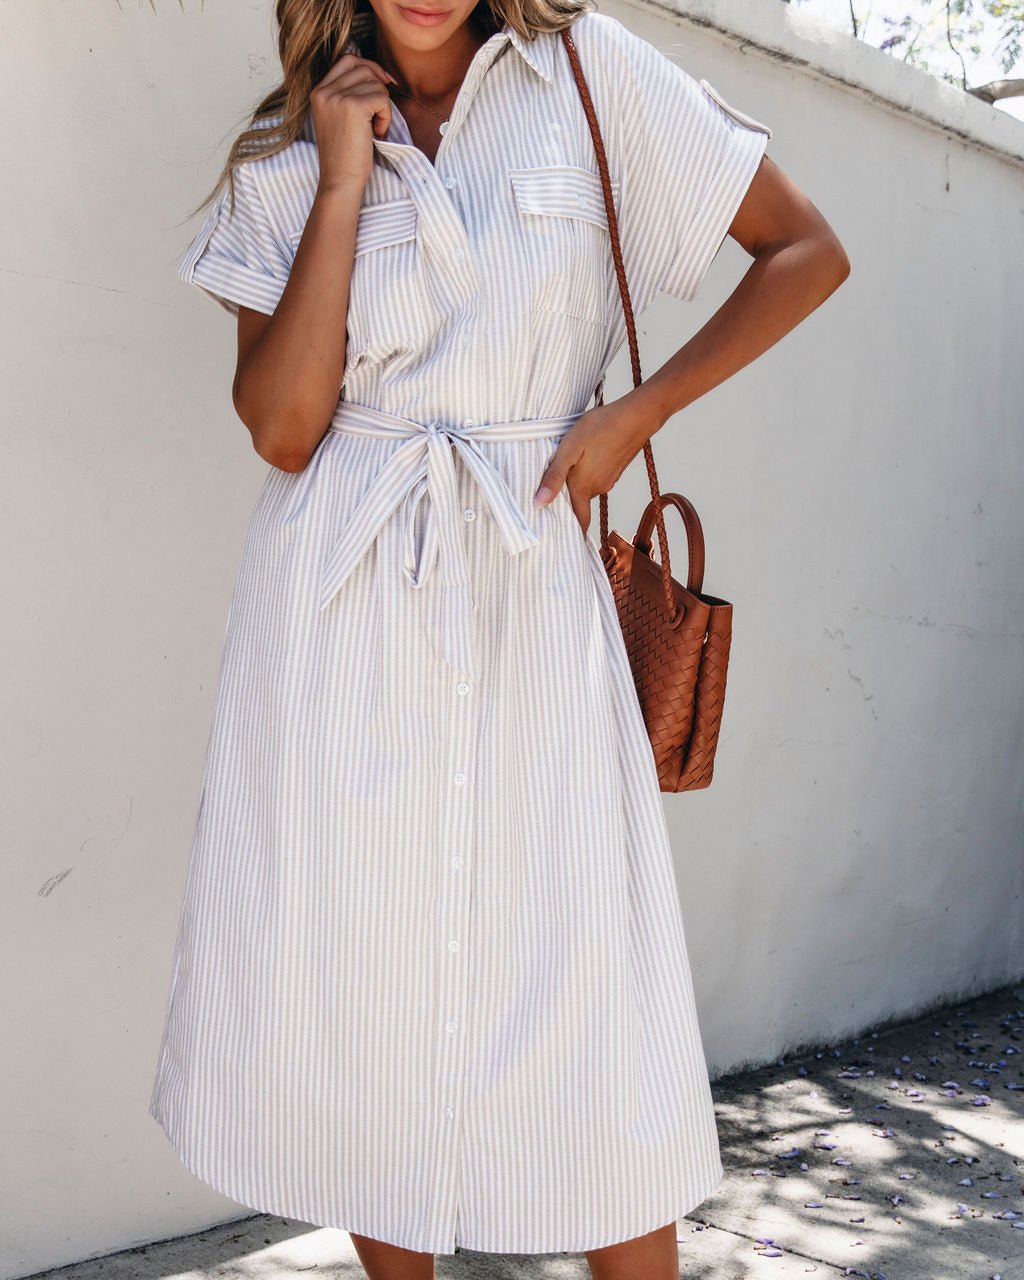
left=583, top=1220, right=679, bottom=1280
left=349, top=1233, right=435, bottom=1280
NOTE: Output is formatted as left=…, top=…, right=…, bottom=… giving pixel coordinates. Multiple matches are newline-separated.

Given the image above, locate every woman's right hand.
left=310, top=52, right=397, bottom=194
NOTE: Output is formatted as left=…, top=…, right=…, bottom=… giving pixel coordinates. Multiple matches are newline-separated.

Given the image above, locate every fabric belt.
left=319, top=401, right=579, bottom=680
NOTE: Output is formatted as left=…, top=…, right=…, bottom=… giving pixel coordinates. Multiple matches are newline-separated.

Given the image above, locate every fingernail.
left=533, top=486, right=552, bottom=507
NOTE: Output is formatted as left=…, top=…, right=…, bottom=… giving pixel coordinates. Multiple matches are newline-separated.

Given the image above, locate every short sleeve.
left=612, top=20, right=772, bottom=303
left=174, top=159, right=293, bottom=317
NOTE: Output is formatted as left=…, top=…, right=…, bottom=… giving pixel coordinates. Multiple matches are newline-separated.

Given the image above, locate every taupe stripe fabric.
left=150, top=7, right=770, bottom=1255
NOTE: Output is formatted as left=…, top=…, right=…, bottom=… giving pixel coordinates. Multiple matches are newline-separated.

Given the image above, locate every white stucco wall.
left=1, top=0, right=1021, bottom=1273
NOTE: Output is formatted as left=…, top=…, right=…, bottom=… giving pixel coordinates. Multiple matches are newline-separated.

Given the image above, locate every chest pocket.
left=509, top=164, right=621, bottom=328
left=288, top=195, right=423, bottom=366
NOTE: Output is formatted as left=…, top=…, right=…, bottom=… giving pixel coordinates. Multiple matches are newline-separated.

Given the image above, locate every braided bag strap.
left=559, top=24, right=676, bottom=617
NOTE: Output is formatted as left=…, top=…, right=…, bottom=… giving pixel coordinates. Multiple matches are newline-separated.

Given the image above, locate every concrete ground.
left=24, top=981, right=1023, bottom=1280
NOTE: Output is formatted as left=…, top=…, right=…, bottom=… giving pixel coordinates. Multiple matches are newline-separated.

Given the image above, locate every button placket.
left=368, top=145, right=476, bottom=299
left=432, top=453, right=478, bottom=1243
left=459, top=446, right=477, bottom=590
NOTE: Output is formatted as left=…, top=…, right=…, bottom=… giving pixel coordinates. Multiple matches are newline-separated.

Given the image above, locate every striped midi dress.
left=148, top=7, right=772, bottom=1255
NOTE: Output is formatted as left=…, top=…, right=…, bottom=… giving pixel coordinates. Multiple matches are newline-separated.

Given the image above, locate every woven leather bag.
left=559, top=25, right=733, bottom=792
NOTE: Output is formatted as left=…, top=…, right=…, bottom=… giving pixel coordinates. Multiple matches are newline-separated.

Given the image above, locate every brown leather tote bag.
left=559, top=25, right=733, bottom=792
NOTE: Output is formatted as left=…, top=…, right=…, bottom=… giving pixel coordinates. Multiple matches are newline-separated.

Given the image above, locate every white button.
left=445, top=177, right=457, bottom=189
left=455, top=250, right=465, bottom=262
left=462, top=508, right=476, bottom=522
left=456, top=682, right=470, bottom=695
left=445, top=1020, right=458, bottom=1034
left=453, top=771, right=466, bottom=785
left=461, top=332, right=473, bottom=346
left=448, top=938, right=460, bottom=952
left=576, top=193, right=584, bottom=204
left=463, top=418, right=475, bottom=427
left=443, top=1105, right=454, bottom=1119
left=452, top=855, right=463, bottom=868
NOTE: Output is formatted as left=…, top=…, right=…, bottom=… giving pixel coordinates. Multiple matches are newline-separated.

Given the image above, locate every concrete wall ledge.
left=622, top=0, right=1024, bottom=168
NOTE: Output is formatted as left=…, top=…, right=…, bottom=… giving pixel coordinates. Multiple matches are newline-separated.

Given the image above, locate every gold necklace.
left=388, top=80, right=456, bottom=135
left=376, top=29, right=487, bottom=136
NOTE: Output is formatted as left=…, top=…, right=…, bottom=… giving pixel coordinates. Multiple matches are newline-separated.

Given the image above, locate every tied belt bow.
left=318, top=403, right=578, bottom=681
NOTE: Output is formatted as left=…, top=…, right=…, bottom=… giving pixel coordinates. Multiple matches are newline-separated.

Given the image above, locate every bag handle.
left=559, top=25, right=676, bottom=616
left=636, top=492, right=706, bottom=594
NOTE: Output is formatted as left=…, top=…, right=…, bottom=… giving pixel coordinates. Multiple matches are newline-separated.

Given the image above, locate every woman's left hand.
left=532, top=391, right=660, bottom=536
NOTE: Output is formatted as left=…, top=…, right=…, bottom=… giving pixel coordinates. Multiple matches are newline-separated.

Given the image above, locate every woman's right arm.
left=231, top=52, right=397, bottom=473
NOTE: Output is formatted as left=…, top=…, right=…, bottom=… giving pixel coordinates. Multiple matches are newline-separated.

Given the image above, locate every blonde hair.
left=193, top=0, right=595, bottom=219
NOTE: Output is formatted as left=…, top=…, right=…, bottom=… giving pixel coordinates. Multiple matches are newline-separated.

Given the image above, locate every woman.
left=149, top=0, right=849, bottom=1277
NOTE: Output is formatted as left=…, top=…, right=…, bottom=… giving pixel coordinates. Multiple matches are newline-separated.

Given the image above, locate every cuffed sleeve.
left=610, top=20, right=772, bottom=303
left=175, top=159, right=293, bottom=317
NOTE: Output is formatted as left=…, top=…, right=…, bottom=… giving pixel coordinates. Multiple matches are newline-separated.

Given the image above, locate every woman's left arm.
left=533, top=153, right=851, bottom=531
